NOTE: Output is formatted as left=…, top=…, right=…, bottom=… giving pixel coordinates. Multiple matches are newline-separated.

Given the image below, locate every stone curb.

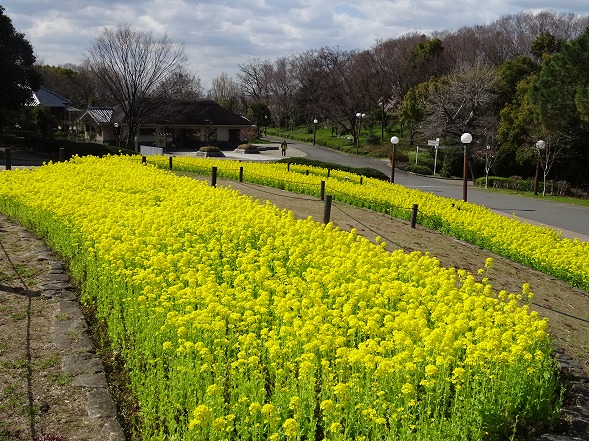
left=35, top=244, right=125, bottom=441
left=534, top=351, right=589, bottom=441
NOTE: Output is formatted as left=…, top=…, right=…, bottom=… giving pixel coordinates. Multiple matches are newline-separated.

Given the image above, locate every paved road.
left=265, top=136, right=589, bottom=241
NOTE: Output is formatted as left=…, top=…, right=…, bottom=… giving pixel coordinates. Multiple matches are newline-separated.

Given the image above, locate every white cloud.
left=4, top=0, right=589, bottom=88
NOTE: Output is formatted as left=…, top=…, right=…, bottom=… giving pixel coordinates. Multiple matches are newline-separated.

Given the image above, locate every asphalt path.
left=265, top=136, right=589, bottom=241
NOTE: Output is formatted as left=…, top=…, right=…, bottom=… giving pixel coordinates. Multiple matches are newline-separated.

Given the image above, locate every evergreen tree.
left=0, top=5, right=40, bottom=141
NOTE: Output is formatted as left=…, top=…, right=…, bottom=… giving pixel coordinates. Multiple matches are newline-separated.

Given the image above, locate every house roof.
left=31, top=87, right=79, bottom=111
left=157, top=100, right=251, bottom=127
left=78, top=107, right=114, bottom=124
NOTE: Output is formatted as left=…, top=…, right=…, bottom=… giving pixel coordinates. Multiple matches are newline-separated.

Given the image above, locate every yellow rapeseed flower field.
left=146, top=154, right=589, bottom=291
left=0, top=155, right=561, bottom=440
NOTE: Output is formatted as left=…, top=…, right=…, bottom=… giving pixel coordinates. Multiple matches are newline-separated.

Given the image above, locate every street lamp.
left=534, top=139, right=545, bottom=196
left=390, top=136, right=399, bottom=183
left=460, top=132, right=472, bottom=202
left=113, top=122, right=120, bottom=148
left=355, top=112, right=365, bottom=154
left=313, top=118, right=318, bottom=146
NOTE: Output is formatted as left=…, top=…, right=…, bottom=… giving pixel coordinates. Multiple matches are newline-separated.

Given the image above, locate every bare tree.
left=84, top=24, right=187, bottom=150
left=157, top=69, right=204, bottom=101
left=268, top=57, right=299, bottom=128
left=535, top=135, right=565, bottom=196
left=209, top=72, right=241, bottom=111
left=237, top=57, right=274, bottom=103
left=421, top=61, right=500, bottom=141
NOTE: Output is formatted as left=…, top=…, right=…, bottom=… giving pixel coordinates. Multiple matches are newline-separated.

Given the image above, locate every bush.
left=277, top=157, right=389, bottom=181
left=236, top=144, right=258, bottom=151
left=475, top=176, right=533, bottom=192
left=199, top=146, right=221, bottom=153
left=405, top=163, right=433, bottom=175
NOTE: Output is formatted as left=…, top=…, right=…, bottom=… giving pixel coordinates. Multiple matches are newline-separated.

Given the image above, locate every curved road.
left=266, top=136, right=589, bottom=241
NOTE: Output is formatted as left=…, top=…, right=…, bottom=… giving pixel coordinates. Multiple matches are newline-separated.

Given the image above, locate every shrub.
left=199, top=146, right=221, bottom=153
left=277, top=157, right=389, bottom=181
left=405, top=163, right=433, bottom=175
left=236, top=143, right=258, bottom=151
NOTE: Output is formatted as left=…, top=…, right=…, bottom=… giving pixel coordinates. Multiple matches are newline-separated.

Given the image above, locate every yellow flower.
left=282, top=418, right=299, bottom=439
left=401, top=383, right=415, bottom=395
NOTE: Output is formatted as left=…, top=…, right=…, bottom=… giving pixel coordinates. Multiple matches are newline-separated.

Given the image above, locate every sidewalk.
left=167, top=140, right=307, bottom=162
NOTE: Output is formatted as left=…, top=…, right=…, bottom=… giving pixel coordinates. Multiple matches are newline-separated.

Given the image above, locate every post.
left=410, top=204, right=418, bottom=228
left=59, top=148, right=65, bottom=162
left=239, top=166, right=244, bottom=182
left=460, top=133, right=472, bottom=202
left=306, top=170, right=309, bottom=176
left=169, top=156, right=173, bottom=170
left=390, top=136, right=399, bottom=184
left=323, top=195, right=332, bottom=224
left=360, top=177, right=363, bottom=185
left=142, top=155, right=146, bottom=165
left=327, top=168, right=331, bottom=178
left=320, top=181, right=325, bottom=201
left=211, top=166, right=217, bottom=187
left=5, top=148, right=11, bottom=170
left=390, top=150, right=396, bottom=183
left=462, top=149, right=468, bottom=202
left=533, top=158, right=539, bottom=195
left=287, top=163, right=290, bottom=172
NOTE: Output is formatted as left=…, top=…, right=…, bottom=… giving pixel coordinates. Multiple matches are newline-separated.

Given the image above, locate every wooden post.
left=169, top=156, right=173, bottom=170
left=410, top=204, right=418, bottom=228
left=211, top=166, right=217, bottom=187
left=59, top=148, right=65, bottom=162
left=327, top=168, right=331, bottom=178
left=142, top=155, right=147, bottom=165
left=323, top=195, right=332, bottom=224
left=287, top=163, right=290, bottom=172
left=5, top=148, right=11, bottom=170
left=306, top=170, right=309, bottom=176
left=239, top=166, right=243, bottom=182
left=360, top=177, right=363, bottom=185
left=320, top=181, right=325, bottom=201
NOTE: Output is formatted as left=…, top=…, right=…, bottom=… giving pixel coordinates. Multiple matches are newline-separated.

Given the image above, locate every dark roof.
left=31, top=87, right=78, bottom=111
left=157, top=100, right=251, bottom=126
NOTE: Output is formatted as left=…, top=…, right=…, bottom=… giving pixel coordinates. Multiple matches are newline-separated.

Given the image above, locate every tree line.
left=2, top=6, right=589, bottom=188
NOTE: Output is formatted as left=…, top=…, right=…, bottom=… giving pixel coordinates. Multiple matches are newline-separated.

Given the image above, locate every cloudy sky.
left=5, top=1, right=589, bottom=88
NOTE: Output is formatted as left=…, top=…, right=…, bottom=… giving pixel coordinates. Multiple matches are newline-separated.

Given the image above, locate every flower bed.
left=0, top=156, right=561, bottom=440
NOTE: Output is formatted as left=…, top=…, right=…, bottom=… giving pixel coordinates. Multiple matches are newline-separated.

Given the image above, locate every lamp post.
left=313, top=119, right=318, bottom=146
left=534, top=139, right=545, bottom=196
left=355, top=112, right=365, bottom=154
left=461, top=132, right=472, bottom=202
left=113, top=122, right=120, bottom=149
left=390, top=136, right=399, bottom=183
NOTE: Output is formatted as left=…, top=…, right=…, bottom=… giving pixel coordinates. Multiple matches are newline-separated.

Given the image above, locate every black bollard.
left=211, top=166, right=217, bottom=187
left=410, top=204, right=418, bottom=228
